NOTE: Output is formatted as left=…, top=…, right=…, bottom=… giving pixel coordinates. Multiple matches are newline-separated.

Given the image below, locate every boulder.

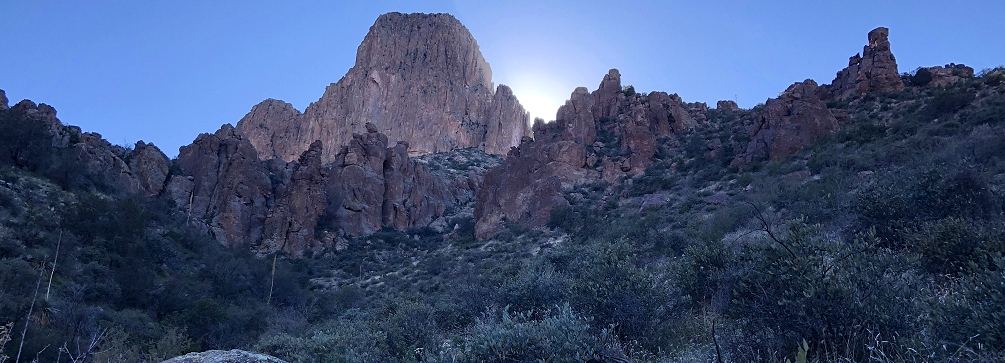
left=128, top=141, right=171, bottom=196
left=716, top=100, right=739, bottom=112
left=161, top=349, right=288, bottom=363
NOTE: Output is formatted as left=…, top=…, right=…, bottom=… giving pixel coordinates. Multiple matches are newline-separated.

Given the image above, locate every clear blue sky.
left=2, top=0, right=1003, bottom=157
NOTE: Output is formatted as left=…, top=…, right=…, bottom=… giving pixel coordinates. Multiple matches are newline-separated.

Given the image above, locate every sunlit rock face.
left=235, top=12, right=530, bottom=163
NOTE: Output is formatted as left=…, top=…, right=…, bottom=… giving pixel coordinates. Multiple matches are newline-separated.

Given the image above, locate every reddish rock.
left=735, top=80, right=839, bottom=166
left=262, top=141, right=328, bottom=257
left=920, top=63, right=975, bottom=87
left=323, top=124, right=466, bottom=236
left=821, top=27, right=905, bottom=100
left=475, top=69, right=700, bottom=239
left=235, top=13, right=530, bottom=162
left=175, top=124, right=273, bottom=248
left=716, top=100, right=739, bottom=112
left=128, top=141, right=171, bottom=196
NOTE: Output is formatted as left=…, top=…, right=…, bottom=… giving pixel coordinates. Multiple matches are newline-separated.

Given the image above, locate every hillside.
left=2, top=18, right=1005, bottom=363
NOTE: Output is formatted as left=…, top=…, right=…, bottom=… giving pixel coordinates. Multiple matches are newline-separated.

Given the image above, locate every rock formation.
left=0, top=89, right=8, bottom=110
left=716, top=100, right=739, bottom=112
left=161, top=349, right=288, bottom=363
left=235, top=12, right=530, bottom=163
left=323, top=123, right=466, bottom=236
left=2, top=96, right=171, bottom=197
left=475, top=69, right=705, bottom=239
left=734, top=80, right=839, bottom=166
left=261, top=140, right=328, bottom=256
left=170, top=125, right=273, bottom=249
left=820, top=27, right=905, bottom=100
left=918, top=63, right=975, bottom=87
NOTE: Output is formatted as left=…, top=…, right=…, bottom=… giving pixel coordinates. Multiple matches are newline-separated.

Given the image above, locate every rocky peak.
left=0, top=89, right=8, bottom=110
left=735, top=79, right=839, bottom=167
left=475, top=69, right=703, bottom=239
left=821, top=27, right=905, bottom=100
left=235, top=12, right=530, bottom=163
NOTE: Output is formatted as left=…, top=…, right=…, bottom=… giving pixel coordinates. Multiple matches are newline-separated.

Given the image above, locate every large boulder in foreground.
left=161, top=349, right=288, bottom=363
left=235, top=12, right=530, bottom=162
left=820, top=27, right=905, bottom=100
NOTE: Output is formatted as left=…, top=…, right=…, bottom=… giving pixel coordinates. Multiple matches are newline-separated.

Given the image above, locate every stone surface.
left=821, top=27, right=905, bottom=100
left=128, top=141, right=171, bottom=196
left=0, top=89, right=8, bottom=110
left=261, top=141, right=328, bottom=256
left=161, top=349, right=288, bottom=363
left=475, top=69, right=700, bottom=239
left=735, top=80, right=839, bottom=166
left=235, top=12, right=530, bottom=162
left=920, top=63, right=975, bottom=87
left=716, top=100, right=739, bottom=112
left=323, top=124, right=465, bottom=236
left=174, top=124, right=273, bottom=249
left=5, top=98, right=170, bottom=196
left=234, top=99, right=303, bottom=161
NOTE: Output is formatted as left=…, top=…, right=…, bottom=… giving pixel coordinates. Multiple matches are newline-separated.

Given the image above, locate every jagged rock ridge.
left=475, top=69, right=709, bottom=240
left=235, top=12, right=530, bottom=163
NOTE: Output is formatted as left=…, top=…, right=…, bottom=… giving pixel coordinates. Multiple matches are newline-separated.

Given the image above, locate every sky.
left=2, top=0, right=1003, bottom=157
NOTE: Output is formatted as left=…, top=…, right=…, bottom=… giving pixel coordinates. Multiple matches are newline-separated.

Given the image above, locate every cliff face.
left=236, top=12, right=530, bottom=163
left=475, top=69, right=708, bottom=240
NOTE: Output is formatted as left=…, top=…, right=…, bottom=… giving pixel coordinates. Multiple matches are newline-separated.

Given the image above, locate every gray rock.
left=161, top=349, right=288, bottom=363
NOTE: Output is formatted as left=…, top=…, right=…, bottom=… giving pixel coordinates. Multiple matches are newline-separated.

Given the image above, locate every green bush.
left=450, top=305, right=601, bottom=363
left=728, top=220, right=917, bottom=360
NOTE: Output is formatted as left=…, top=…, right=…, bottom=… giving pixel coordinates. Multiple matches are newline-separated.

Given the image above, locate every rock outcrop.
left=161, top=349, right=288, bottom=363
left=820, top=27, right=905, bottom=100
left=323, top=123, right=466, bottom=236
left=918, top=63, right=975, bottom=87
left=235, top=12, right=530, bottom=163
left=168, top=122, right=474, bottom=254
left=261, top=141, right=328, bottom=256
left=0, top=89, right=8, bottom=109
left=475, top=69, right=704, bottom=239
left=171, top=125, right=273, bottom=249
left=734, top=80, right=839, bottom=166
left=3, top=97, right=171, bottom=196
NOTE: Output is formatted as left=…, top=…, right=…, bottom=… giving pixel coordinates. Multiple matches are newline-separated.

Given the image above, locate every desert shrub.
left=567, top=239, right=686, bottom=350
left=0, top=106, right=53, bottom=171
left=907, top=217, right=1005, bottom=275
left=728, top=220, right=917, bottom=360
left=836, top=122, right=888, bottom=145
left=911, top=67, right=933, bottom=87
left=256, top=309, right=390, bottom=363
left=853, top=167, right=1000, bottom=247
left=960, top=94, right=1005, bottom=126
left=923, top=89, right=976, bottom=119
left=450, top=305, right=601, bottom=363
left=497, top=260, right=571, bottom=313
